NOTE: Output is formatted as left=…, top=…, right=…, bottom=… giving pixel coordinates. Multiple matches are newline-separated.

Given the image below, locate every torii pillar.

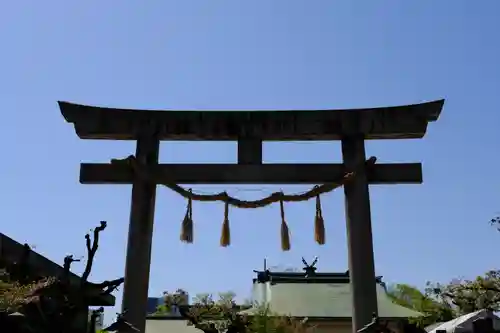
left=59, top=99, right=444, bottom=333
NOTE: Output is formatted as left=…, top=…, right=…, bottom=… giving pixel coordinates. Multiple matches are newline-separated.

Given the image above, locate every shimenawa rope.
left=110, top=155, right=376, bottom=250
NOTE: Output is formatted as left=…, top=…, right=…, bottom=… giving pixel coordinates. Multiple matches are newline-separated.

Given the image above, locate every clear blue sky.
left=1, top=0, right=500, bottom=322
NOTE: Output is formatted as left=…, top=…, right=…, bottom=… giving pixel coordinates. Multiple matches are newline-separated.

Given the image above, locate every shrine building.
left=145, top=260, right=421, bottom=333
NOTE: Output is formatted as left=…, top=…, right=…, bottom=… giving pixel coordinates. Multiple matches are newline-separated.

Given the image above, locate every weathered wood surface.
left=237, top=137, right=263, bottom=164
left=342, top=136, right=378, bottom=333
left=58, top=100, right=444, bottom=141
left=121, top=134, right=159, bottom=333
left=79, top=162, right=422, bottom=185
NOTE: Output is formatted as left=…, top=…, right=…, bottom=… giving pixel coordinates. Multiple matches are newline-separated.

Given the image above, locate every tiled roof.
left=240, top=282, right=423, bottom=319
left=252, top=269, right=383, bottom=284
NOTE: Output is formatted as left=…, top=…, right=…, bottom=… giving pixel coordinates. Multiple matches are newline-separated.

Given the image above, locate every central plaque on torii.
left=59, top=99, right=444, bottom=333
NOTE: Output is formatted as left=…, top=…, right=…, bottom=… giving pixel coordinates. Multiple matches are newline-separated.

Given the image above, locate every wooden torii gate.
left=59, top=99, right=444, bottom=333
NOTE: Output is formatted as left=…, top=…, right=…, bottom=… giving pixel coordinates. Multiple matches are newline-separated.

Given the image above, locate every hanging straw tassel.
left=220, top=196, right=231, bottom=247
left=180, top=189, right=194, bottom=243
left=279, top=196, right=291, bottom=251
left=314, top=190, right=325, bottom=245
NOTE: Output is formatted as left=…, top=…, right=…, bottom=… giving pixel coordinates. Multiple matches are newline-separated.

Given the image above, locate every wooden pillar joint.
left=237, top=136, right=262, bottom=165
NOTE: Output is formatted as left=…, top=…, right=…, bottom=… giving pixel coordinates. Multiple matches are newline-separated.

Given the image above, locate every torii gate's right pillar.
left=342, top=136, right=378, bottom=331
left=336, top=100, right=444, bottom=332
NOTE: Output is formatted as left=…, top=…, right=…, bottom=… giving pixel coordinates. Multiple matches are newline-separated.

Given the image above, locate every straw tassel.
left=180, top=189, right=193, bottom=243
left=220, top=196, right=231, bottom=247
left=279, top=196, right=291, bottom=251
left=314, top=190, right=325, bottom=245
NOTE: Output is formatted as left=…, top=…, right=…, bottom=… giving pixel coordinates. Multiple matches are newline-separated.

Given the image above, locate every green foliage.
left=386, top=220, right=500, bottom=327
left=388, top=270, right=500, bottom=328
left=386, top=283, right=454, bottom=328
left=157, top=290, right=313, bottom=333
left=155, top=303, right=169, bottom=314
left=247, top=306, right=312, bottom=333
left=0, top=268, right=54, bottom=313
left=428, top=270, right=500, bottom=314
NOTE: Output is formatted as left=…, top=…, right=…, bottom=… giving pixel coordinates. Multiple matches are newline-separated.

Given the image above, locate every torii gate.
left=59, top=99, right=444, bottom=333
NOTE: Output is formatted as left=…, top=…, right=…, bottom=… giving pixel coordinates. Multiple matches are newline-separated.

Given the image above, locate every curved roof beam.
left=58, top=99, right=444, bottom=141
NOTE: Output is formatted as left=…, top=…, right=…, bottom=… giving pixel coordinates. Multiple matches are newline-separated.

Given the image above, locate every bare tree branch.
left=95, top=277, right=125, bottom=295
left=81, top=221, right=107, bottom=284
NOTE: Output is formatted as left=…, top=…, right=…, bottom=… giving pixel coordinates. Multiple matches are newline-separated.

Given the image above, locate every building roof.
left=242, top=262, right=422, bottom=319
left=0, top=232, right=115, bottom=306
left=241, top=281, right=422, bottom=319
left=252, top=269, right=383, bottom=284
left=147, top=260, right=423, bottom=333
left=427, top=309, right=500, bottom=333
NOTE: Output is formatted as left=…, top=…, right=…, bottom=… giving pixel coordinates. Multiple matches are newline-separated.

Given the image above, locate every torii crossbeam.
left=59, top=99, right=444, bottom=333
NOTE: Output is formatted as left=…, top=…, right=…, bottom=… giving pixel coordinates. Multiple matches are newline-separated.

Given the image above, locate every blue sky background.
left=1, top=0, right=500, bottom=323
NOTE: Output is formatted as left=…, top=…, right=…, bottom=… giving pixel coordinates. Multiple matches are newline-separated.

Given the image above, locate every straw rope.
left=110, top=155, right=376, bottom=208
left=110, top=155, right=376, bottom=250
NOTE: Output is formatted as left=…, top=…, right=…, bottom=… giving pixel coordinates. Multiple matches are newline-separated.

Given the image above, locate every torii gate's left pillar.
left=121, top=131, right=159, bottom=333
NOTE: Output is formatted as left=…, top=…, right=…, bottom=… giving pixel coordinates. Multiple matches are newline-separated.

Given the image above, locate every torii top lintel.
left=58, top=99, right=444, bottom=141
